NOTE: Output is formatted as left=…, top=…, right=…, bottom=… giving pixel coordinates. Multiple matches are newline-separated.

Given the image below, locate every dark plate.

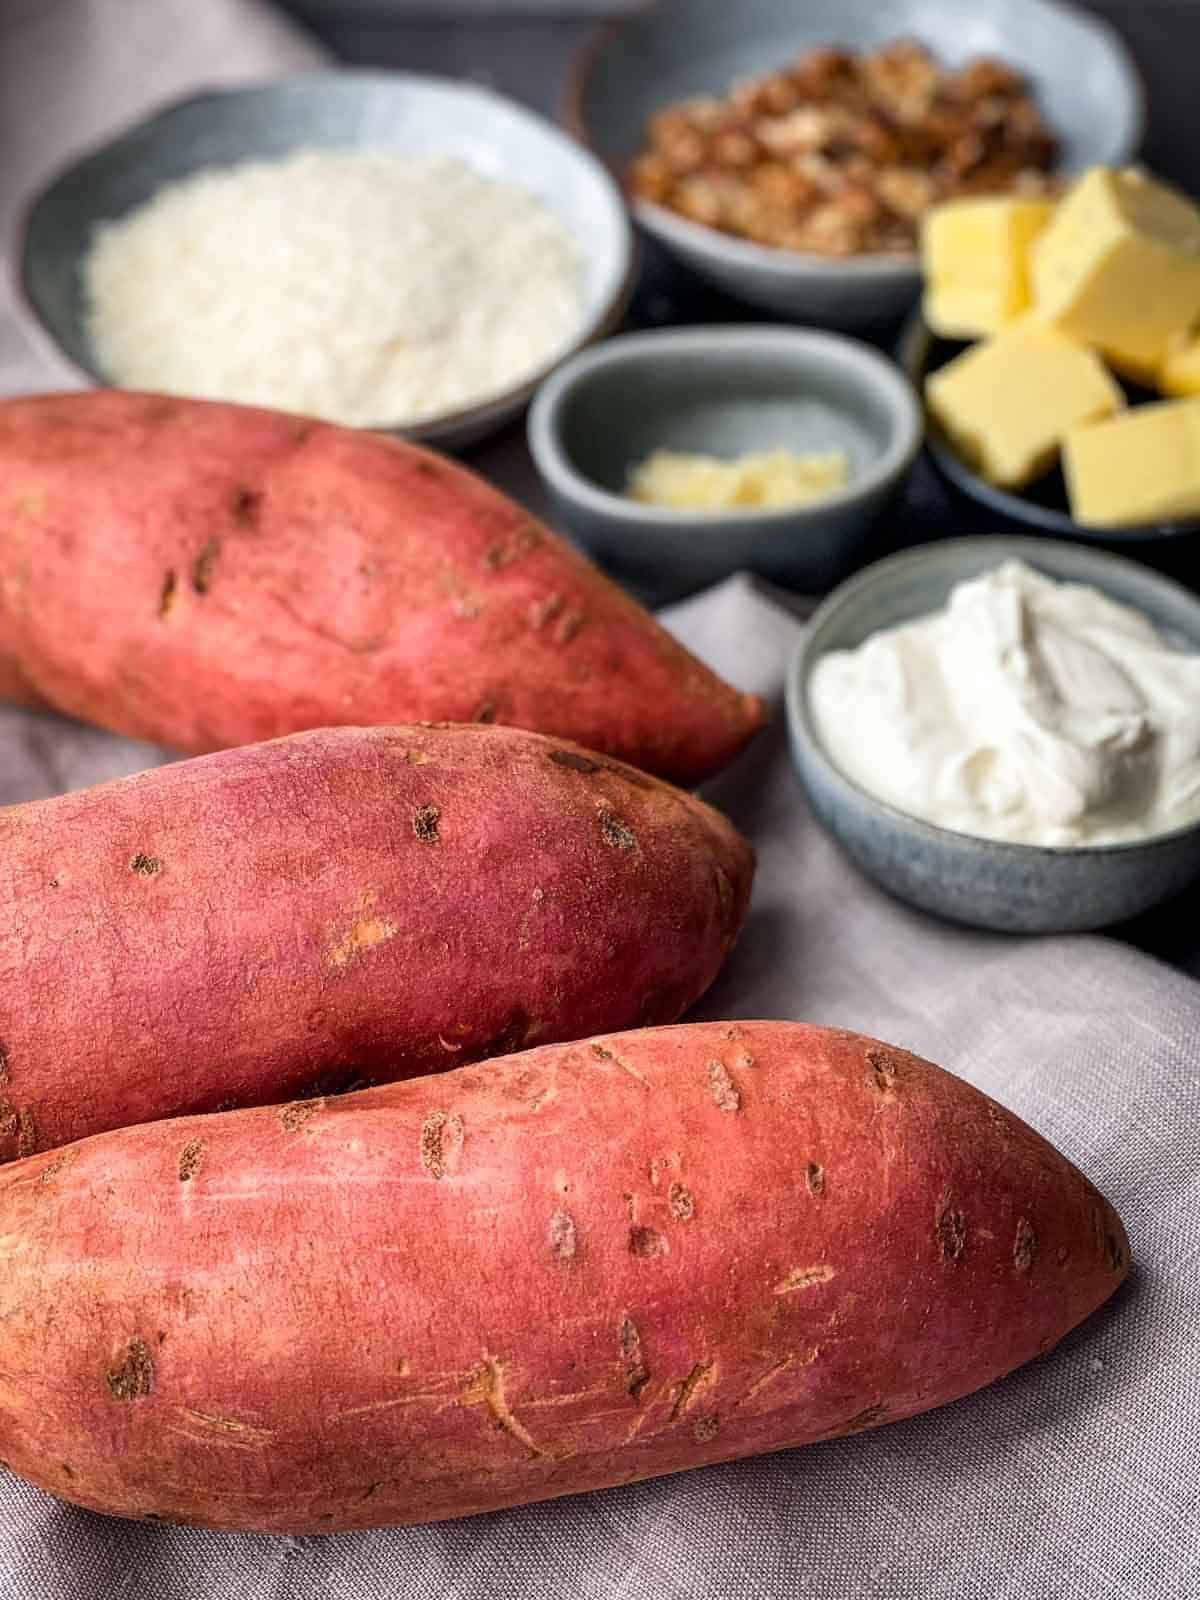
left=899, top=311, right=1200, bottom=549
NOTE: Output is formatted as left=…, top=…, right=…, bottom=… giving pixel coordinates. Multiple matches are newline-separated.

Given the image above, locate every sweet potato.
left=0, top=724, right=752, bottom=1161
left=0, top=1021, right=1128, bottom=1532
left=0, top=391, right=765, bottom=784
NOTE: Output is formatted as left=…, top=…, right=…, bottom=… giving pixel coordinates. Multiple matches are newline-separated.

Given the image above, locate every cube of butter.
left=923, top=197, right=1055, bottom=339
left=1160, top=330, right=1200, bottom=397
left=926, top=324, right=1124, bottom=489
left=1032, top=167, right=1200, bottom=382
left=1065, top=397, right=1200, bottom=527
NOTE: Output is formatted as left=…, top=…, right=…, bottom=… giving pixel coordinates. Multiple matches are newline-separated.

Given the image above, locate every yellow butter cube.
left=1032, top=167, right=1200, bottom=382
left=1160, top=330, right=1200, bottom=397
left=922, top=197, right=1055, bottom=339
left=1065, top=398, right=1200, bottom=527
left=926, top=324, right=1124, bottom=489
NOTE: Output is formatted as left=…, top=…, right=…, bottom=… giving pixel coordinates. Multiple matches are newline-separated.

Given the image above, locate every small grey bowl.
left=527, top=325, right=922, bottom=603
left=20, top=70, right=635, bottom=452
left=569, top=0, right=1143, bottom=330
left=787, top=536, right=1200, bottom=934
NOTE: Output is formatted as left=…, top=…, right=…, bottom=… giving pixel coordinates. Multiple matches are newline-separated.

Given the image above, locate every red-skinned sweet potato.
left=0, top=724, right=752, bottom=1161
left=0, top=391, right=765, bottom=783
left=0, top=1021, right=1128, bottom=1532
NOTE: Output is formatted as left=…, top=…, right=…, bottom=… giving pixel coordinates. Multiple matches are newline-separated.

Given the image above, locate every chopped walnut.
left=629, top=38, right=1058, bottom=256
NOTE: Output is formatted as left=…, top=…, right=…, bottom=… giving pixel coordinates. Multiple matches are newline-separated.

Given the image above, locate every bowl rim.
left=898, top=310, right=1200, bottom=544
left=527, top=322, right=924, bottom=528
left=563, top=0, right=1147, bottom=281
left=16, top=67, right=638, bottom=449
left=787, top=533, right=1200, bottom=859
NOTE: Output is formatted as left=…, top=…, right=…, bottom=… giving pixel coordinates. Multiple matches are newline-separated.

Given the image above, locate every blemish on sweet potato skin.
left=706, top=1059, right=740, bottom=1113
left=669, top=1362, right=715, bottom=1422
left=231, top=487, right=261, bottom=525
left=158, top=570, right=178, bottom=620
left=412, top=805, right=440, bottom=844
left=1014, top=1217, right=1037, bottom=1274
left=178, top=1140, right=205, bottom=1183
left=628, top=1225, right=668, bottom=1260
left=937, top=1204, right=967, bottom=1262
left=191, top=539, right=221, bottom=595
left=278, top=1100, right=323, bottom=1134
left=839, top=1402, right=889, bottom=1435
left=327, top=916, right=398, bottom=970
left=806, top=1162, right=825, bottom=1198
left=38, top=1149, right=75, bottom=1186
left=598, top=812, right=637, bottom=852
left=549, top=750, right=600, bottom=774
left=15, top=1109, right=36, bottom=1158
left=867, top=1047, right=902, bottom=1094
left=620, top=1317, right=651, bottom=1402
left=420, top=1111, right=464, bottom=1180
left=549, top=1211, right=577, bottom=1261
left=668, top=1182, right=695, bottom=1222
left=130, top=853, right=161, bottom=877
left=106, top=1338, right=154, bottom=1401
left=774, top=1265, right=836, bottom=1294
left=1093, top=1208, right=1127, bottom=1274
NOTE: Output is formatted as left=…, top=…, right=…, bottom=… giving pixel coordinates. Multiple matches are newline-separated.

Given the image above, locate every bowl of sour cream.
left=787, top=536, right=1200, bottom=932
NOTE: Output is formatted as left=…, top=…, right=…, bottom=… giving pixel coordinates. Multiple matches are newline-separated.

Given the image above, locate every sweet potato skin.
left=0, top=1022, right=1128, bottom=1532
left=0, top=724, right=752, bottom=1160
left=0, top=391, right=765, bottom=784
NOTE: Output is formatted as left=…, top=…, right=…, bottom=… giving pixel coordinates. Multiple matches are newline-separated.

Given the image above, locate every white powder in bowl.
left=82, top=149, right=583, bottom=428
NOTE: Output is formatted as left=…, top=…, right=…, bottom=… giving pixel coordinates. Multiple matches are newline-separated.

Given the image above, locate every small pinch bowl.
left=527, top=324, right=923, bottom=605
left=787, top=536, right=1200, bottom=934
left=568, top=0, right=1144, bottom=330
left=20, top=70, right=635, bottom=452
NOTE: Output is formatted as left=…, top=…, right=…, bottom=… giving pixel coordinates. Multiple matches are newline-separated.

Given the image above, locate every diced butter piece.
left=926, top=324, right=1123, bottom=489
left=1065, top=397, right=1200, bottom=527
left=1031, top=167, right=1200, bottom=382
left=922, top=197, right=1055, bottom=339
left=1160, top=330, right=1200, bottom=397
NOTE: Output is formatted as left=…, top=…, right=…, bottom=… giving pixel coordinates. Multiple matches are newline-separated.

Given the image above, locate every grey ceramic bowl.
left=788, top=537, right=1200, bottom=934
left=527, top=325, right=922, bottom=603
left=569, top=0, right=1144, bottom=330
left=20, top=70, right=635, bottom=452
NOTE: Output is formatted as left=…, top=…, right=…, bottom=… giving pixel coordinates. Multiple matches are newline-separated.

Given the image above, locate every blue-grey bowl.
left=787, top=536, right=1200, bottom=934
left=527, top=324, right=923, bottom=604
left=20, top=70, right=635, bottom=452
left=568, top=0, right=1144, bottom=330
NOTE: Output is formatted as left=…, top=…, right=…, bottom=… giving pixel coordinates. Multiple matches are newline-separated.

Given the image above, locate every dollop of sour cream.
left=808, top=560, right=1200, bottom=847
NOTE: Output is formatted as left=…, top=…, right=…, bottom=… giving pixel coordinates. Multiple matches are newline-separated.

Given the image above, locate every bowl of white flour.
left=20, top=71, right=635, bottom=450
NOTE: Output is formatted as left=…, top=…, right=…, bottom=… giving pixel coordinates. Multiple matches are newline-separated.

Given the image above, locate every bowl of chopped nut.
left=567, top=0, right=1144, bottom=330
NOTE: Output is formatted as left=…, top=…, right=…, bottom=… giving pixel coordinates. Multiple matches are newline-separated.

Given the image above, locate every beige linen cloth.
left=0, top=4, right=1197, bottom=1597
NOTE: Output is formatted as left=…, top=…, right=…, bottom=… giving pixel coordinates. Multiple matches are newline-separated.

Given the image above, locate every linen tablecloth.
left=1, top=5, right=1197, bottom=1597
